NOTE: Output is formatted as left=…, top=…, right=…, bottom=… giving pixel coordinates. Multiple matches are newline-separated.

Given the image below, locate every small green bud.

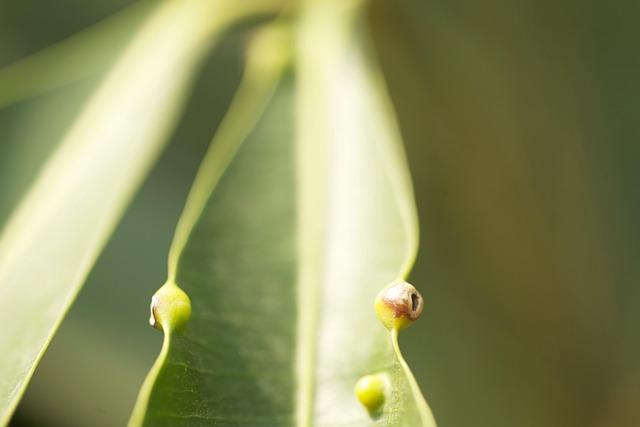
left=149, top=282, right=191, bottom=332
left=375, top=281, right=424, bottom=331
left=354, top=373, right=388, bottom=413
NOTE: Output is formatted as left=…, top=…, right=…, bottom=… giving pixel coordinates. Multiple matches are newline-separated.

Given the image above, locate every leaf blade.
left=0, top=1, right=156, bottom=108
left=134, top=75, right=297, bottom=427
left=128, top=25, right=292, bottom=426
left=0, top=1, right=247, bottom=422
left=296, top=2, right=434, bottom=425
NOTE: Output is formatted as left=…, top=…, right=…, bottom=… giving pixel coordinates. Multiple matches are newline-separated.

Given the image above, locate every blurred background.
left=1, top=0, right=639, bottom=426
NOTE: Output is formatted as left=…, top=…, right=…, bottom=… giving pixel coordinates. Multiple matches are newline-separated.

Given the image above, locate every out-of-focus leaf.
left=129, top=2, right=436, bottom=425
left=0, top=0, right=281, bottom=422
left=295, top=1, right=434, bottom=425
left=0, top=79, right=100, bottom=227
left=0, top=0, right=156, bottom=108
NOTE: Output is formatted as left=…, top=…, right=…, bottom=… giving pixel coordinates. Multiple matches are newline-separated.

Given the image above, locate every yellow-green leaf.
left=0, top=0, right=155, bottom=109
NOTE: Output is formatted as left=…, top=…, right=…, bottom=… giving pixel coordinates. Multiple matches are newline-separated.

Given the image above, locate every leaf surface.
left=295, top=2, right=434, bottom=425
left=0, top=1, right=273, bottom=422
left=131, top=4, right=436, bottom=426
left=0, top=1, right=156, bottom=108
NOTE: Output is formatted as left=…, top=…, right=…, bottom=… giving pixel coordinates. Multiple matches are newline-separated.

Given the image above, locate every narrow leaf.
left=129, top=24, right=294, bottom=427
left=295, top=2, right=434, bottom=425
left=0, top=1, right=275, bottom=422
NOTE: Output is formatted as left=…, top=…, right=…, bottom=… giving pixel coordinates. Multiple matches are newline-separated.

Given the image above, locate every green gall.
left=149, top=282, right=191, bottom=332
left=354, top=373, right=387, bottom=413
left=374, top=281, right=423, bottom=331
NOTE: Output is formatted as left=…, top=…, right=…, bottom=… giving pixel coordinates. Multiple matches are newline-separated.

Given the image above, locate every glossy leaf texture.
left=131, top=2, right=436, bottom=426
left=0, top=1, right=277, bottom=423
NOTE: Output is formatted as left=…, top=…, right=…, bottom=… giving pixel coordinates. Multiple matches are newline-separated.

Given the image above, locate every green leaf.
left=131, top=3, right=436, bottom=426
left=0, top=1, right=279, bottom=422
left=0, top=0, right=156, bottom=109
left=0, top=79, right=100, bottom=227
left=294, top=2, right=434, bottom=425
left=128, top=23, right=296, bottom=427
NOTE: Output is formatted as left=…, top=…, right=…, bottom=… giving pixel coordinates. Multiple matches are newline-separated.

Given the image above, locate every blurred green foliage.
left=1, top=0, right=638, bottom=426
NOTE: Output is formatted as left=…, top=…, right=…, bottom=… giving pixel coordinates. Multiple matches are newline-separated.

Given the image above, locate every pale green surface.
left=131, top=2, right=435, bottom=425
left=296, top=1, right=433, bottom=425
left=0, top=0, right=156, bottom=108
left=0, top=0, right=243, bottom=422
left=0, top=79, right=100, bottom=229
